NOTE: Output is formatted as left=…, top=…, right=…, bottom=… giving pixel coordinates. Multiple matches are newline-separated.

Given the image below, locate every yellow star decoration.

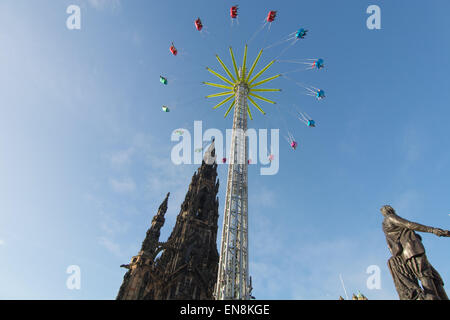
left=203, top=45, right=281, bottom=120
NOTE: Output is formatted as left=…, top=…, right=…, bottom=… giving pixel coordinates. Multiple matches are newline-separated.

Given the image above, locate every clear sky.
left=0, top=0, right=449, bottom=299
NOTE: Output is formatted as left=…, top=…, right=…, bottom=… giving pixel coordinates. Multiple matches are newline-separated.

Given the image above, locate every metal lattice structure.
left=204, top=45, right=280, bottom=300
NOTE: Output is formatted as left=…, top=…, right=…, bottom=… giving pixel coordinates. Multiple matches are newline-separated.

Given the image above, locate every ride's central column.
left=216, top=69, right=250, bottom=300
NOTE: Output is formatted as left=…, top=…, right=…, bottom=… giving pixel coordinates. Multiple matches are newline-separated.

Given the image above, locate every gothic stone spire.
left=116, top=193, right=170, bottom=300
left=140, top=192, right=170, bottom=254
left=116, top=146, right=220, bottom=300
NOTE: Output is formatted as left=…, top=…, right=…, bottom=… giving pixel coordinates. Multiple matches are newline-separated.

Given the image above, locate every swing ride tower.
left=204, top=45, right=281, bottom=300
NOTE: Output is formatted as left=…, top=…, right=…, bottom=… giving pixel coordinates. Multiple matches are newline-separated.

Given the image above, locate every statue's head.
left=380, top=205, right=396, bottom=217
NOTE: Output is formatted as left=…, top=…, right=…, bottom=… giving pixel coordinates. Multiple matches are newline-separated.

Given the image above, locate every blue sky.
left=0, top=0, right=449, bottom=299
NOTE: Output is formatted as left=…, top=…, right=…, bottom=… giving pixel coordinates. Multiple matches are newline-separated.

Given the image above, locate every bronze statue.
left=381, top=205, right=450, bottom=300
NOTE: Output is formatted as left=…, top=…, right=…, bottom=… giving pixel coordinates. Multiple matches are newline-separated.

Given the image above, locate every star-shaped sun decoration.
left=203, top=45, right=281, bottom=120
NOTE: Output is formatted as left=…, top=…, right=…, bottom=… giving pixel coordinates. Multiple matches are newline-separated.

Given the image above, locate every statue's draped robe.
left=383, top=215, right=448, bottom=300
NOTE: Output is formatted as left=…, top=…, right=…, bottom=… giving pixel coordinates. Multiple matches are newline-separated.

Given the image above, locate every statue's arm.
left=387, top=215, right=434, bottom=233
left=388, top=215, right=450, bottom=237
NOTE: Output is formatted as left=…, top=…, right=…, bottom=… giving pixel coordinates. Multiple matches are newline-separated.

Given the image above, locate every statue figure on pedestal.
left=381, top=205, right=449, bottom=300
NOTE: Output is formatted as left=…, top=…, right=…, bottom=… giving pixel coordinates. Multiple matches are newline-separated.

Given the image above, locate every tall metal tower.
left=204, top=45, right=281, bottom=300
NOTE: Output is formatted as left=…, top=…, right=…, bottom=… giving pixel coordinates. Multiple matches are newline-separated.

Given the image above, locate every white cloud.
left=131, top=31, right=142, bottom=46
left=87, top=0, right=121, bottom=10
left=98, top=236, right=122, bottom=257
left=110, top=148, right=134, bottom=167
left=252, top=187, right=276, bottom=208
left=99, top=212, right=130, bottom=235
left=249, top=220, right=397, bottom=300
left=0, top=239, right=4, bottom=246
left=400, top=124, right=426, bottom=168
left=109, top=177, right=136, bottom=194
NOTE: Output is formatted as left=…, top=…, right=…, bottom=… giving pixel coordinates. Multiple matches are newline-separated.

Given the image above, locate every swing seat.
left=316, top=59, right=324, bottom=68
left=316, top=90, right=325, bottom=99
left=195, top=18, right=203, bottom=31
left=267, top=11, right=277, bottom=22
left=230, top=6, right=238, bottom=18
left=170, top=46, right=177, bottom=56
left=296, top=28, right=307, bottom=39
